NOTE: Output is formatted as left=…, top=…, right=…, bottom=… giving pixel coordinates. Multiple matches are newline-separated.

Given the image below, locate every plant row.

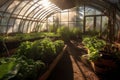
left=0, top=32, right=60, bottom=42
left=0, top=38, right=64, bottom=80
left=57, top=26, right=82, bottom=41
left=82, top=36, right=120, bottom=61
left=0, top=26, right=82, bottom=43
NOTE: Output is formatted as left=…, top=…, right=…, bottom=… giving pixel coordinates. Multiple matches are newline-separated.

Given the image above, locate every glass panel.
left=85, top=6, right=102, bottom=15
left=102, top=16, right=108, bottom=32
left=39, top=10, right=54, bottom=21
left=69, top=11, right=76, bottom=22
left=85, top=17, right=94, bottom=31
left=76, top=21, right=83, bottom=27
left=13, top=19, right=21, bottom=32
left=1, top=13, right=10, bottom=25
left=57, top=13, right=61, bottom=21
left=23, top=21, right=29, bottom=33
left=33, top=8, right=45, bottom=18
left=61, top=22, right=68, bottom=27
left=8, top=18, right=14, bottom=26
left=69, top=22, right=76, bottom=28
left=19, top=2, right=32, bottom=15
left=96, top=16, right=101, bottom=31
left=24, top=0, right=43, bottom=17
left=13, top=1, right=28, bottom=14
left=27, top=21, right=32, bottom=33
left=19, top=21, right=24, bottom=32
left=61, top=12, right=68, bottom=21
left=0, top=1, right=12, bottom=11
left=7, top=25, right=13, bottom=33
left=0, top=26, right=7, bottom=33
left=6, top=1, right=20, bottom=13
left=41, top=23, right=47, bottom=31
left=29, top=6, right=43, bottom=18
left=30, top=22, right=36, bottom=32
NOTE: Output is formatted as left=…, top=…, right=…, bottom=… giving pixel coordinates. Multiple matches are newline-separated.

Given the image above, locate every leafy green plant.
left=70, top=27, right=82, bottom=39
left=57, top=26, right=71, bottom=41
left=0, top=37, right=64, bottom=80
left=0, top=57, right=20, bottom=80
left=57, top=26, right=81, bottom=41
left=54, top=40, right=64, bottom=53
left=32, top=38, right=56, bottom=63
left=16, top=38, right=64, bottom=62
left=16, top=41, right=33, bottom=58
left=83, top=30, right=100, bottom=37
left=102, top=43, right=120, bottom=60
left=0, top=32, right=60, bottom=42
left=0, top=56, right=45, bottom=80
left=82, top=36, right=106, bottom=61
left=13, top=58, right=45, bottom=80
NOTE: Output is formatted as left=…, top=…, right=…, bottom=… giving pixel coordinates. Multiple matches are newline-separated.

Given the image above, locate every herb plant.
left=82, top=36, right=106, bottom=61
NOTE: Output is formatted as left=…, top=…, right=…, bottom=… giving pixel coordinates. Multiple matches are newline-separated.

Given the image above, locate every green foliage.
left=16, top=38, right=64, bottom=62
left=82, top=36, right=106, bottom=61
left=102, top=43, right=120, bottom=60
left=17, top=41, right=33, bottom=57
left=0, top=56, right=45, bottom=80
left=57, top=26, right=81, bottom=41
left=49, top=25, right=55, bottom=32
left=34, top=38, right=56, bottom=63
left=0, top=57, right=20, bottom=80
left=70, top=27, right=82, bottom=39
left=54, top=40, right=64, bottom=53
left=83, top=30, right=100, bottom=37
left=14, top=57, right=45, bottom=80
left=43, top=32, right=60, bottom=37
left=15, top=34, right=31, bottom=40
left=57, top=26, right=71, bottom=41
left=0, top=32, right=60, bottom=42
left=0, top=36, right=4, bottom=41
left=0, top=38, right=64, bottom=80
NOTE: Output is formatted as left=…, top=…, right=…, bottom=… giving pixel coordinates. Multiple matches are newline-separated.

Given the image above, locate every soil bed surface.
left=47, top=40, right=120, bottom=80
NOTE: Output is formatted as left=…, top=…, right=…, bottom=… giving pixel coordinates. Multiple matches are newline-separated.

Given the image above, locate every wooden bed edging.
left=38, top=45, right=67, bottom=80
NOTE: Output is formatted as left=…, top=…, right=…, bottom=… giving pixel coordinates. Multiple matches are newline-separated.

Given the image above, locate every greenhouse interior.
left=0, top=0, right=120, bottom=80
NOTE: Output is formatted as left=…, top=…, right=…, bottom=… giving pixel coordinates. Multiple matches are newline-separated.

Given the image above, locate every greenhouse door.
left=84, top=15, right=105, bottom=33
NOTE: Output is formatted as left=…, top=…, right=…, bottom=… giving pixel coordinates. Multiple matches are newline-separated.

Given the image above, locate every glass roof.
left=0, top=0, right=61, bottom=33
left=0, top=0, right=119, bottom=33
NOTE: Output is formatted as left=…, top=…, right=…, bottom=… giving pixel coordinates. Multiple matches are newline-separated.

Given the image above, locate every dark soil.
left=47, top=40, right=120, bottom=80
left=47, top=40, right=99, bottom=80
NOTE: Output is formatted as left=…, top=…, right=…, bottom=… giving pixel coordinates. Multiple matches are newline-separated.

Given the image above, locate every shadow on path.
left=47, top=50, right=74, bottom=80
left=47, top=41, right=99, bottom=80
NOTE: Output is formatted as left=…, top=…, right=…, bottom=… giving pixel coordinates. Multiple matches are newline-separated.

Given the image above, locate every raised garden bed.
left=0, top=32, right=60, bottom=56
left=82, top=36, right=120, bottom=74
left=38, top=45, right=67, bottom=80
left=0, top=38, right=65, bottom=80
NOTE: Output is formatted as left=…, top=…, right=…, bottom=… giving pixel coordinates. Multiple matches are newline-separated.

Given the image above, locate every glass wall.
left=48, top=6, right=108, bottom=33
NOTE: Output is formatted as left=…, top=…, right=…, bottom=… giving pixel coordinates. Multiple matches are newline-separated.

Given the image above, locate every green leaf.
left=0, top=61, right=19, bottom=80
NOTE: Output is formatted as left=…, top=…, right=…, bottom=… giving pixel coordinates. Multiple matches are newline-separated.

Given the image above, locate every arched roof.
left=0, top=0, right=61, bottom=33
left=50, top=0, right=120, bottom=15
left=0, top=0, right=61, bottom=22
left=0, top=0, right=119, bottom=33
left=50, top=0, right=119, bottom=9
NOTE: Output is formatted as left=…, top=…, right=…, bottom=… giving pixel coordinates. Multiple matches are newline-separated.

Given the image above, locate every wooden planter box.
left=38, top=45, right=67, bottom=80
